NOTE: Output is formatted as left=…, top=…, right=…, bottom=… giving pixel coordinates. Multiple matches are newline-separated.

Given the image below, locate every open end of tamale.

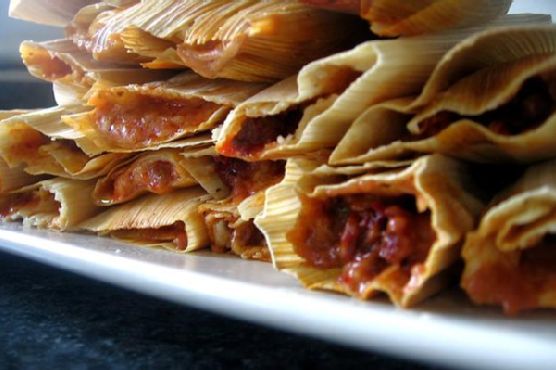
left=288, top=193, right=435, bottom=298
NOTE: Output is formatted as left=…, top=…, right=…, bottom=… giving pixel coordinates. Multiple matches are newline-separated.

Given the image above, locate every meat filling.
left=288, top=194, right=435, bottom=295
left=95, top=160, right=180, bottom=205
left=113, top=221, right=188, bottom=250
left=218, top=109, right=302, bottom=159
left=464, top=235, right=556, bottom=315
left=415, top=77, right=556, bottom=139
left=213, top=157, right=285, bottom=202
left=92, top=91, right=220, bottom=149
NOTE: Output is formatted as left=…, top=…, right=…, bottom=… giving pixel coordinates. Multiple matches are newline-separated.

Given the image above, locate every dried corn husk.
left=0, top=178, right=100, bottom=230
left=93, top=148, right=199, bottom=206
left=199, top=193, right=270, bottom=261
left=63, top=72, right=265, bottom=155
left=0, top=107, right=128, bottom=179
left=81, top=187, right=210, bottom=252
left=20, top=39, right=177, bottom=104
left=0, top=111, right=44, bottom=192
left=301, top=0, right=512, bottom=37
left=68, top=0, right=368, bottom=81
left=462, top=159, right=556, bottom=314
left=9, top=0, right=96, bottom=27
left=362, top=0, right=512, bottom=37
left=331, top=25, right=556, bottom=165
left=257, top=155, right=483, bottom=307
left=216, top=16, right=546, bottom=162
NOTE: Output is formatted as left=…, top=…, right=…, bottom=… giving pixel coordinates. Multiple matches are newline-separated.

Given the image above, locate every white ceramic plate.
left=0, top=223, right=555, bottom=370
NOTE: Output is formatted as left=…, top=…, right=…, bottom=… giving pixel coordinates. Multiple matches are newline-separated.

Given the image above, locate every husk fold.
left=257, top=155, right=483, bottom=307
left=462, top=159, right=556, bottom=314
left=331, top=25, right=556, bottom=165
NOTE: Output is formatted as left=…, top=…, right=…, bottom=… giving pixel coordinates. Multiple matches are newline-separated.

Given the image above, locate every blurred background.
left=0, top=0, right=554, bottom=109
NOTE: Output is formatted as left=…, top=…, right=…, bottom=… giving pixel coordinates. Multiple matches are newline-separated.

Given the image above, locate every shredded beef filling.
left=288, top=194, right=435, bottom=294
left=414, top=77, right=556, bottom=139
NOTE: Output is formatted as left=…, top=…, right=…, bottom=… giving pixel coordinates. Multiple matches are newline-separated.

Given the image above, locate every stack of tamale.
left=5, top=0, right=556, bottom=315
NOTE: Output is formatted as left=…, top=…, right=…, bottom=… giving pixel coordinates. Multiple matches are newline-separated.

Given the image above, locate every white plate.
left=0, top=222, right=555, bottom=370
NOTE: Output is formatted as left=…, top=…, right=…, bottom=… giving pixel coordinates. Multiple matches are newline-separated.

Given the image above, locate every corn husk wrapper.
left=216, top=16, right=546, bottom=162
left=0, top=106, right=128, bottom=179
left=363, top=0, right=512, bottom=37
left=63, top=72, right=265, bottom=155
left=200, top=192, right=270, bottom=261
left=20, top=39, right=177, bottom=105
left=462, top=159, right=556, bottom=314
left=0, top=178, right=100, bottom=230
left=256, top=155, right=483, bottom=307
left=93, top=148, right=199, bottom=206
left=301, top=0, right=512, bottom=37
left=9, top=0, right=96, bottom=27
left=81, top=187, right=210, bottom=252
left=79, top=0, right=368, bottom=82
left=0, top=111, right=44, bottom=192
left=331, top=25, right=556, bottom=165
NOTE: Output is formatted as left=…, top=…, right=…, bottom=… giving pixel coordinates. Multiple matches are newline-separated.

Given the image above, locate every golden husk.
left=63, top=72, right=265, bottom=155
left=462, top=159, right=556, bottom=312
left=331, top=25, right=556, bottom=165
left=1, top=178, right=100, bottom=230
left=216, top=17, right=546, bottom=161
left=80, top=187, right=210, bottom=252
left=257, top=155, right=483, bottom=307
left=0, top=107, right=128, bottom=179
left=361, top=0, right=512, bottom=37
left=93, top=148, right=199, bottom=206
left=9, top=0, right=96, bottom=27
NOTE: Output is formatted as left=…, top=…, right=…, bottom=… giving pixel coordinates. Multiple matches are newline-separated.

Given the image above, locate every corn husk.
left=199, top=193, right=270, bottom=261
left=20, top=39, right=177, bottom=104
left=361, top=0, right=512, bottom=37
left=0, top=178, right=100, bottom=230
left=63, top=72, right=265, bottom=155
left=81, top=187, right=210, bottom=252
left=216, top=16, right=547, bottom=162
left=331, top=25, right=556, bottom=165
left=9, top=0, right=96, bottom=27
left=257, top=155, right=483, bottom=307
left=67, top=0, right=368, bottom=81
left=300, top=0, right=512, bottom=37
left=93, top=148, right=199, bottom=206
left=462, top=159, right=556, bottom=314
left=0, top=107, right=128, bottom=179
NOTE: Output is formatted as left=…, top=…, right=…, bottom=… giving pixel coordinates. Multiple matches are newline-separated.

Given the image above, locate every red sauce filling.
left=92, top=92, right=220, bottom=149
left=95, top=160, right=179, bottom=204
left=464, top=235, right=556, bottom=315
left=288, top=194, right=435, bottom=295
left=414, top=77, right=556, bottom=139
left=114, top=221, right=188, bottom=250
left=218, top=109, right=302, bottom=159
left=213, top=157, right=285, bottom=202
